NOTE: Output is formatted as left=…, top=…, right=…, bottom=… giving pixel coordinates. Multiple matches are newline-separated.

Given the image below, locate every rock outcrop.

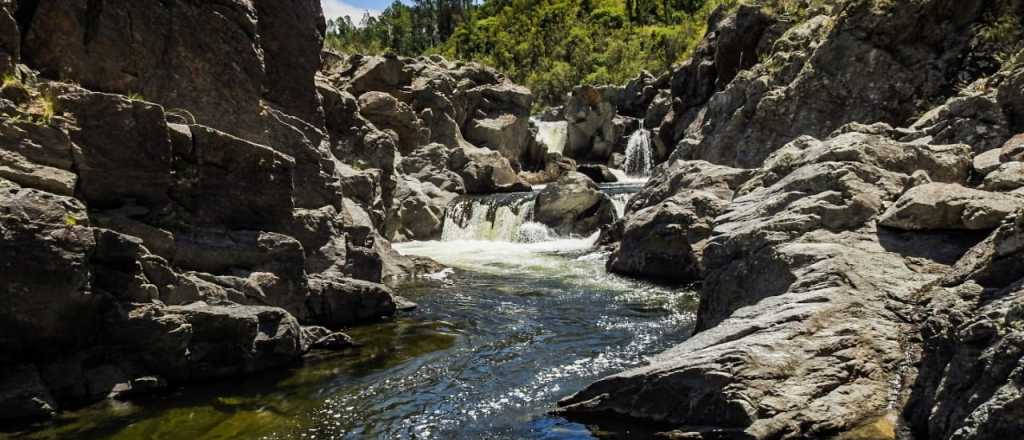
left=0, top=0, right=524, bottom=421
left=562, top=0, right=1024, bottom=437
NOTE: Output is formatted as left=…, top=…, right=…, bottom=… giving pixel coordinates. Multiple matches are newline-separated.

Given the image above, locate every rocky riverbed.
left=2, top=0, right=1024, bottom=439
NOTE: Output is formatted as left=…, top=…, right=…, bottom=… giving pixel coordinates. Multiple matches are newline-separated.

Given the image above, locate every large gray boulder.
left=533, top=172, right=615, bottom=236
left=608, top=190, right=727, bottom=282
left=879, top=183, right=1024, bottom=231
left=448, top=145, right=530, bottom=194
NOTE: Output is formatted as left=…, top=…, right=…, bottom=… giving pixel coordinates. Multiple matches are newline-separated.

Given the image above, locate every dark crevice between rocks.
left=13, top=0, right=38, bottom=40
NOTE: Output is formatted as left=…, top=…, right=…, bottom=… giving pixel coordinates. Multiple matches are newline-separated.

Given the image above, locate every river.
left=7, top=183, right=696, bottom=440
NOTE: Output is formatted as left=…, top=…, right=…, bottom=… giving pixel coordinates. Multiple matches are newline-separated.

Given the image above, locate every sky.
left=322, top=0, right=383, bottom=22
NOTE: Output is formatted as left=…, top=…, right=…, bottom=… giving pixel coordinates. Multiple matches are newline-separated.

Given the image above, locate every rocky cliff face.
left=562, top=1, right=1024, bottom=439
left=0, top=0, right=538, bottom=421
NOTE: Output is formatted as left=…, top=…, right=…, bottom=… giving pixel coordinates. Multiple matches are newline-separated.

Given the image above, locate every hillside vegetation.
left=326, top=0, right=737, bottom=106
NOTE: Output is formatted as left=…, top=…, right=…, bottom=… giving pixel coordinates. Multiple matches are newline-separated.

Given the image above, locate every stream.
left=7, top=182, right=697, bottom=440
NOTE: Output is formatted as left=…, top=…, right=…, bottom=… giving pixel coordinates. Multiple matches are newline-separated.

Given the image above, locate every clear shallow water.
left=6, top=192, right=694, bottom=440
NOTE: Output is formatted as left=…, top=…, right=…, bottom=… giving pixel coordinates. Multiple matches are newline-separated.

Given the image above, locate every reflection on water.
left=6, top=237, right=695, bottom=439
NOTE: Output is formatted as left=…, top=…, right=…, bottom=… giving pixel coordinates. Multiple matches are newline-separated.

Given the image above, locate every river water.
left=7, top=184, right=696, bottom=440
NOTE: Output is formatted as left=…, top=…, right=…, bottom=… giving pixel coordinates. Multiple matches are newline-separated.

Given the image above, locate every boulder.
left=576, top=164, right=618, bottom=183
left=625, top=160, right=750, bottom=214
left=608, top=190, right=727, bottom=282
left=115, top=302, right=307, bottom=382
left=464, top=114, right=530, bottom=165
left=533, top=172, right=616, bottom=236
left=385, top=175, right=456, bottom=242
left=983, top=162, right=1024, bottom=192
left=1001, top=133, right=1024, bottom=162
left=974, top=148, right=1003, bottom=176
left=400, top=143, right=466, bottom=193
left=448, top=145, right=530, bottom=194
left=358, top=91, right=430, bottom=153
left=878, top=183, right=1024, bottom=231
left=305, top=275, right=397, bottom=327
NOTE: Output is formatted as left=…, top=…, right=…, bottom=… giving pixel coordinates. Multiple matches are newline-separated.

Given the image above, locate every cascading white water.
left=533, top=119, right=568, bottom=155
left=441, top=195, right=550, bottom=242
left=610, top=194, right=631, bottom=219
left=623, top=123, right=653, bottom=177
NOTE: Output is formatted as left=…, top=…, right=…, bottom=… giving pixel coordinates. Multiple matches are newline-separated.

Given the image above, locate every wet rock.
left=878, top=183, right=1024, bottom=231
left=533, top=172, right=616, bottom=236
left=311, top=332, right=356, bottom=351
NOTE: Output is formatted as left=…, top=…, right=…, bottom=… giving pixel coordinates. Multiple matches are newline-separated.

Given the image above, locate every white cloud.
left=322, top=0, right=380, bottom=23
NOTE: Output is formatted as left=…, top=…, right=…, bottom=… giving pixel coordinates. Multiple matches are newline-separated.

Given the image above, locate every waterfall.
left=533, top=119, right=568, bottom=155
left=440, top=181, right=648, bottom=242
left=441, top=193, right=547, bottom=242
left=623, top=123, right=653, bottom=177
left=610, top=194, right=630, bottom=219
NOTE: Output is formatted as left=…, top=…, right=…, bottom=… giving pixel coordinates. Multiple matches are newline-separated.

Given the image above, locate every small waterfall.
left=440, top=181, right=648, bottom=242
left=624, top=123, right=653, bottom=177
left=611, top=194, right=630, bottom=219
left=533, top=119, right=568, bottom=155
left=441, top=193, right=548, bottom=242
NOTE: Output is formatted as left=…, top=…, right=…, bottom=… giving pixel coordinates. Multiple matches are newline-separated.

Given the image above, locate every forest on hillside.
left=325, top=0, right=735, bottom=106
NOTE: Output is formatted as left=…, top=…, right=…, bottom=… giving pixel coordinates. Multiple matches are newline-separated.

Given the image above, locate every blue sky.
left=322, top=0, right=385, bottom=21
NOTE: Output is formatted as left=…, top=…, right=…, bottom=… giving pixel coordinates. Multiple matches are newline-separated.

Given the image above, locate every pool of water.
left=6, top=238, right=695, bottom=439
